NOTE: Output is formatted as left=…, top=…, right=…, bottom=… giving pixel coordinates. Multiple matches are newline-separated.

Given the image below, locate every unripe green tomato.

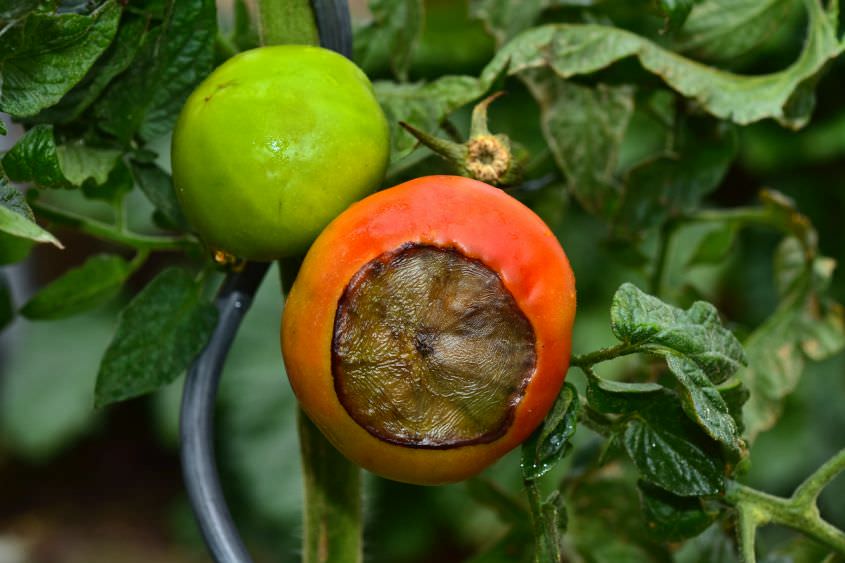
left=171, top=45, right=390, bottom=261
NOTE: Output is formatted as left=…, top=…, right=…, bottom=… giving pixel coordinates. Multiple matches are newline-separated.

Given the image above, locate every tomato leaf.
left=480, top=0, right=844, bottom=129
left=665, top=354, right=743, bottom=457
left=34, top=16, right=149, bottom=125
left=521, top=382, right=579, bottom=480
left=130, top=161, right=188, bottom=230
left=622, top=399, right=725, bottom=496
left=95, top=0, right=217, bottom=143
left=2, top=124, right=121, bottom=190
left=0, top=1, right=121, bottom=117
left=355, top=0, right=423, bottom=81
left=522, top=72, right=634, bottom=218
left=585, top=372, right=665, bottom=415
left=94, top=267, right=218, bottom=407
left=637, top=480, right=714, bottom=541
left=741, top=237, right=845, bottom=441
left=674, top=0, right=795, bottom=62
left=21, top=254, right=131, bottom=320
left=611, top=283, right=747, bottom=383
left=657, top=0, right=700, bottom=33
left=0, top=180, right=62, bottom=248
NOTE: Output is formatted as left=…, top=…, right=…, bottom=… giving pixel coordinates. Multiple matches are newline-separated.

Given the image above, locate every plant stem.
left=570, top=342, right=639, bottom=368
left=30, top=199, right=198, bottom=252
left=257, top=0, right=319, bottom=46
left=724, top=454, right=845, bottom=563
left=793, top=449, right=845, bottom=506
left=298, top=411, right=363, bottom=563
left=524, top=478, right=561, bottom=563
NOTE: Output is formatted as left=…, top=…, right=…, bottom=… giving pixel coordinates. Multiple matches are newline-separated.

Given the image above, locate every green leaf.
left=480, top=0, right=844, bottom=129
left=522, top=72, right=634, bottom=217
left=3, top=125, right=71, bottom=189
left=0, top=180, right=62, bottom=247
left=658, top=0, right=699, bottom=32
left=0, top=120, right=6, bottom=135
left=0, top=0, right=41, bottom=20
left=468, top=0, right=549, bottom=46
left=355, top=0, right=423, bottom=81
left=2, top=124, right=121, bottom=190
left=56, top=142, right=122, bottom=186
left=616, top=120, right=737, bottom=236
left=675, top=0, right=795, bottom=62
left=611, top=283, right=747, bottom=383
left=21, top=254, right=131, bottom=320
left=665, top=354, right=743, bottom=456
left=95, top=0, right=217, bottom=143
left=375, top=75, right=485, bottom=162
left=130, top=161, right=188, bottom=229
left=521, top=382, right=579, bottom=480
left=94, top=267, right=217, bottom=407
left=637, top=480, right=714, bottom=541
left=81, top=158, right=134, bottom=202
left=622, top=399, right=725, bottom=496
left=34, top=16, right=149, bottom=124
left=0, top=1, right=121, bottom=116
left=687, top=222, right=740, bottom=266
left=717, top=378, right=750, bottom=435
left=231, top=0, right=258, bottom=51
left=585, top=372, right=665, bottom=414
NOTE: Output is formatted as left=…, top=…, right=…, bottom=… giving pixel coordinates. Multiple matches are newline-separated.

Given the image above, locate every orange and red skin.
left=281, top=176, right=576, bottom=485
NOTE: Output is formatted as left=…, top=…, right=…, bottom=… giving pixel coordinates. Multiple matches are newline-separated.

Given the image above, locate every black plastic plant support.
left=178, top=3, right=353, bottom=562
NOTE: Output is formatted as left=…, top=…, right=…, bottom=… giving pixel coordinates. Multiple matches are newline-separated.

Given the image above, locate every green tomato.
left=171, top=45, right=390, bottom=260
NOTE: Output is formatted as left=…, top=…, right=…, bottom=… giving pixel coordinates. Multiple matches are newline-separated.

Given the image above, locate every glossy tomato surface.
left=282, top=176, right=576, bottom=485
left=171, top=45, right=390, bottom=261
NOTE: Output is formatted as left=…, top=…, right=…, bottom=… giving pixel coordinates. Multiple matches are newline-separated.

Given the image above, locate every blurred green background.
left=2, top=1, right=844, bottom=562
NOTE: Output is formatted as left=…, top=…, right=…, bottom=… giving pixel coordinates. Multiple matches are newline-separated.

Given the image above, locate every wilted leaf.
left=0, top=1, right=121, bottom=116
left=21, top=254, right=131, bottom=320
left=94, top=267, right=217, bottom=407
left=480, top=0, right=844, bottom=129
left=522, top=71, right=634, bottom=217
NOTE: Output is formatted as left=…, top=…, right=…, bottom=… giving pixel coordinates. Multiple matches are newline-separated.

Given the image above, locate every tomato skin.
left=171, top=45, right=390, bottom=261
left=282, top=175, right=576, bottom=485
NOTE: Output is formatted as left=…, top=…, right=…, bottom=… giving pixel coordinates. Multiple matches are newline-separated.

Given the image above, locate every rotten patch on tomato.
left=332, top=244, right=536, bottom=449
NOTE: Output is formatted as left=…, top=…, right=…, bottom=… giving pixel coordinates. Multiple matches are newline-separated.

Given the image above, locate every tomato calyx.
left=399, top=92, right=524, bottom=187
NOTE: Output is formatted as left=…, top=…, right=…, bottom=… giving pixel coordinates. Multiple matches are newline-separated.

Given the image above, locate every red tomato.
left=282, top=176, right=576, bottom=484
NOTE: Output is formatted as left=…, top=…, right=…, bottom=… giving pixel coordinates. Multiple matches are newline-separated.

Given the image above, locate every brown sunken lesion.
left=332, top=244, right=537, bottom=450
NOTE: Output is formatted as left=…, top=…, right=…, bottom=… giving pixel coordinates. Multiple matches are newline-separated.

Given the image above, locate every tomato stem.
left=570, top=342, right=640, bottom=368
left=29, top=197, right=198, bottom=252
left=724, top=449, right=845, bottom=562
left=257, top=0, right=319, bottom=47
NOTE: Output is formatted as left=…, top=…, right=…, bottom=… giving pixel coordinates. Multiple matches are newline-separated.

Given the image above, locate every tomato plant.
left=172, top=44, right=390, bottom=261
left=283, top=175, right=575, bottom=484
left=2, top=1, right=845, bottom=562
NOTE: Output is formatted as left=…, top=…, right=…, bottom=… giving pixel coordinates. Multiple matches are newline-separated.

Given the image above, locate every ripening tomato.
left=171, top=45, right=390, bottom=261
left=281, top=175, right=576, bottom=485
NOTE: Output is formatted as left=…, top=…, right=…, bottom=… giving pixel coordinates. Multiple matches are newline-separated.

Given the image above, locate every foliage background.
left=1, top=0, right=844, bottom=562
